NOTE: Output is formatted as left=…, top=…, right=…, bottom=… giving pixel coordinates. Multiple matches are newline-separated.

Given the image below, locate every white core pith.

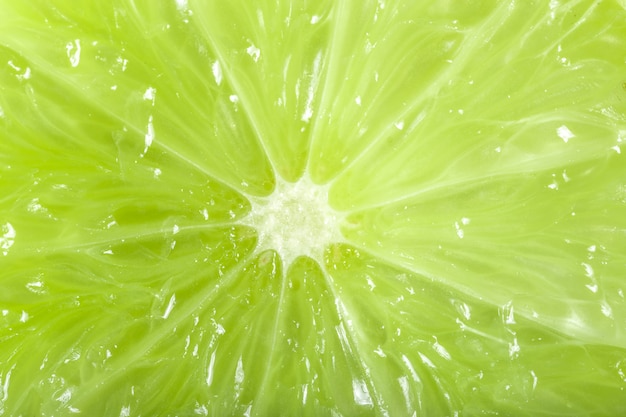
left=242, top=176, right=344, bottom=267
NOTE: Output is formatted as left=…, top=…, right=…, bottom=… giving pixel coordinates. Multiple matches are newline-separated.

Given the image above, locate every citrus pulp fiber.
left=1, top=0, right=626, bottom=415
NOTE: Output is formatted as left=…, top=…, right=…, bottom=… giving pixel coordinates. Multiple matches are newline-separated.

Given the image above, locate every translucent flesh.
left=1, top=1, right=626, bottom=416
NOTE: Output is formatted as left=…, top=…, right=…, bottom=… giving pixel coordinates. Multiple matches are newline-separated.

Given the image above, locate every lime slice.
left=2, top=1, right=626, bottom=415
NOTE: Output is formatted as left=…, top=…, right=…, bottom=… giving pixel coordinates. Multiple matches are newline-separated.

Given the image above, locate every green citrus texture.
left=1, top=1, right=626, bottom=416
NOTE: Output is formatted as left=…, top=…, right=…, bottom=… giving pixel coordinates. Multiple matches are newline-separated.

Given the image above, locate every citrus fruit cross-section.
left=1, top=1, right=626, bottom=416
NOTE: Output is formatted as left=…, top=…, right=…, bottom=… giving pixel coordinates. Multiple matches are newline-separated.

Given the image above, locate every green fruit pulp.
left=1, top=1, right=626, bottom=416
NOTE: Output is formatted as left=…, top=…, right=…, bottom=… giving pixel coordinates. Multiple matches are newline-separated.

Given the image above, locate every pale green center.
left=242, top=176, right=343, bottom=267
